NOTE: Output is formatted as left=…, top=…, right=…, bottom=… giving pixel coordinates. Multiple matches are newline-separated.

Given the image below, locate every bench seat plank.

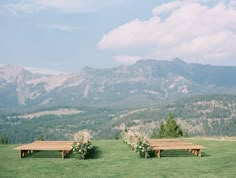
left=15, top=141, right=73, bottom=159
left=148, top=139, right=206, bottom=158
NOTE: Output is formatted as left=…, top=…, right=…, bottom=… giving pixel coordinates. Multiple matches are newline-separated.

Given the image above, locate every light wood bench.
left=15, top=141, right=73, bottom=159
left=148, top=139, right=206, bottom=158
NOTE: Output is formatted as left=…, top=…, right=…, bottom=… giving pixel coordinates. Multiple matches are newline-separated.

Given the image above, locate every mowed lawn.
left=0, top=139, right=236, bottom=178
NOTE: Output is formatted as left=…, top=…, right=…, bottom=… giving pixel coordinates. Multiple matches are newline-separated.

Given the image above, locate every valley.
left=1, top=94, right=236, bottom=143
left=1, top=59, right=236, bottom=143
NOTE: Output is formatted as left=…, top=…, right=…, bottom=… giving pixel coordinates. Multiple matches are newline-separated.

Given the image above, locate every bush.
left=136, top=138, right=152, bottom=158
left=122, top=130, right=139, bottom=151
left=72, top=130, right=93, bottom=159
left=122, top=129, right=154, bottom=158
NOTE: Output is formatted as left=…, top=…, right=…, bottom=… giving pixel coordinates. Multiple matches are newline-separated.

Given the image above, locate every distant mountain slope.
left=111, top=94, right=236, bottom=137
left=1, top=59, right=236, bottom=108
left=1, top=95, right=236, bottom=143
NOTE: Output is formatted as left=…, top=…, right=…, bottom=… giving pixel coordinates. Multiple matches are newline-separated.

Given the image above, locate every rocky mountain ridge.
left=1, top=59, right=236, bottom=108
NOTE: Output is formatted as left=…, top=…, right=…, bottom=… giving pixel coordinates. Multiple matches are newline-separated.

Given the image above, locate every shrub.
left=72, top=130, right=92, bottom=159
left=114, top=132, right=120, bottom=140
left=122, top=129, right=154, bottom=158
left=136, top=138, right=152, bottom=158
left=122, top=130, right=139, bottom=151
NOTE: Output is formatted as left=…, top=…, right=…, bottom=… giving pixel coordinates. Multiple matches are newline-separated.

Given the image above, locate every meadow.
left=0, top=139, right=236, bottom=178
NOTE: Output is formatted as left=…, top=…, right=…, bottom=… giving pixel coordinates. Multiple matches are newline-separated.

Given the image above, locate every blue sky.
left=0, top=0, right=236, bottom=73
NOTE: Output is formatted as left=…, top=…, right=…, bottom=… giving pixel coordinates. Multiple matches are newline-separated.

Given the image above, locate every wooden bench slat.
left=15, top=141, right=74, bottom=159
left=147, top=139, right=206, bottom=158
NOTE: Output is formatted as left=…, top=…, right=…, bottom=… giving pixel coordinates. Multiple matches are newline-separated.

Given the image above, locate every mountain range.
left=1, top=58, right=236, bottom=108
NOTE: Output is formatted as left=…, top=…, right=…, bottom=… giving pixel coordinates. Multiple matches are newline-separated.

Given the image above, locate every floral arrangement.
left=122, top=129, right=153, bottom=158
left=72, top=130, right=92, bottom=159
left=122, top=130, right=139, bottom=151
left=136, top=138, right=152, bottom=158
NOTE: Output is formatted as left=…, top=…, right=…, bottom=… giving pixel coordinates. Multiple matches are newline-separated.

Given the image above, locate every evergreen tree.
left=0, top=135, right=8, bottom=144
left=159, top=113, right=183, bottom=138
left=159, top=122, right=166, bottom=138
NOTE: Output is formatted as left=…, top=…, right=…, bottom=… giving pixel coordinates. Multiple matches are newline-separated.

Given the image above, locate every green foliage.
left=37, top=135, right=44, bottom=141
left=0, top=135, right=8, bottom=145
left=159, top=113, right=183, bottom=138
left=115, top=95, right=236, bottom=137
left=159, top=122, right=166, bottom=138
left=114, top=132, right=120, bottom=140
left=122, top=130, right=139, bottom=151
left=122, top=129, right=154, bottom=158
left=1, top=94, right=236, bottom=145
left=72, top=130, right=93, bottom=159
left=136, top=138, right=153, bottom=158
left=72, top=141, right=92, bottom=159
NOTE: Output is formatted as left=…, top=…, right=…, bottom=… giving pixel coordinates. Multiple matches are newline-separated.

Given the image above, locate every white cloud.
left=0, top=0, right=123, bottom=15
left=229, top=0, right=236, bottom=8
left=41, top=24, right=79, bottom=32
left=98, top=1, right=236, bottom=65
left=152, top=1, right=187, bottom=16
left=98, top=17, right=162, bottom=50
left=113, top=55, right=142, bottom=65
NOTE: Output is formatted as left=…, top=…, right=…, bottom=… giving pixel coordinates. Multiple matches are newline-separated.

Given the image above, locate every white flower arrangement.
left=72, top=130, right=92, bottom=159
left=122, top=129, right=153, bottom=158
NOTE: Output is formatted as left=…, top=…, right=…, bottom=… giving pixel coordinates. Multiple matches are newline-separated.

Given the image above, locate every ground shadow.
left=21, top=146, right=102, bottom=159
left=24, top=150, right=62, bottom=159
left=159, top=150, right=210, bottom=158
left=201, top=152, right=211, bottom=157
left=67, top=146, right=102, bottom=159
left=86, top=146, right=102, bottom=159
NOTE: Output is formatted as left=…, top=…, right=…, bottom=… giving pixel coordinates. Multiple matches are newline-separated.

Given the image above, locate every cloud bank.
left=98, top=1, right=236, bottom=65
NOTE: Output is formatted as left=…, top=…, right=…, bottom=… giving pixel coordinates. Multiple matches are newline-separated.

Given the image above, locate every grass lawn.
left=0, top=139, right=236, bottom=178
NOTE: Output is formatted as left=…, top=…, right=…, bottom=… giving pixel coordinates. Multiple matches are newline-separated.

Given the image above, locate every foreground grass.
left=0, top=139, right=236, bottom=178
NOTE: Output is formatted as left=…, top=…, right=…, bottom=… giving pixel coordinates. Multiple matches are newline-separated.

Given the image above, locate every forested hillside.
left=115, top=95, right=236, bottom=136
left=0, top=95, right=236, bottom=144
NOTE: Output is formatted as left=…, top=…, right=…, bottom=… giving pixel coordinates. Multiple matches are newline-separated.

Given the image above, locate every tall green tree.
left=0, top=135, right=8, bottom=144
left=159, top=122, right=166, bottom=138
left=159, top=113, right=183, bottom=138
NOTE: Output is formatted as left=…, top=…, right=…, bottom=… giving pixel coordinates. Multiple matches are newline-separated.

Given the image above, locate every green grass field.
left=0, top=139, right=236, bottom=178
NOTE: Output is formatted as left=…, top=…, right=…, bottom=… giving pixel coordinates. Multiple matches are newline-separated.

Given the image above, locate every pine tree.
left=159, top=113, right=183, bottom=138
left=159, top=122, right=166, bottom=138
left=0, top=135, right=8, bottom=144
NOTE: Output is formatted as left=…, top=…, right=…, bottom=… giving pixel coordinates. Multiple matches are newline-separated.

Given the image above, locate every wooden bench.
left=15, top=141, right=73, bottom=159
left=148, top=139, right=206, bottom=158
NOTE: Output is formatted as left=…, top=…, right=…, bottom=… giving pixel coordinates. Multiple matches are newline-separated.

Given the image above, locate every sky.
left=0, top=0, right=236, bottom=73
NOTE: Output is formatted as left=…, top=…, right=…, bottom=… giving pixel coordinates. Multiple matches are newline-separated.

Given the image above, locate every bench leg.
left=19, top=150, right=29, bottom=158
left=155, top=149, right=161, bottom=158
left=191, top=149, right=201, bottom=157
left=197, top=149, right=201, bottom=157
left=19, top=150, right=23, bottom=159
left=62, top=150, right=71, bottom=159
left=61, top=151, right=65, bottom=159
